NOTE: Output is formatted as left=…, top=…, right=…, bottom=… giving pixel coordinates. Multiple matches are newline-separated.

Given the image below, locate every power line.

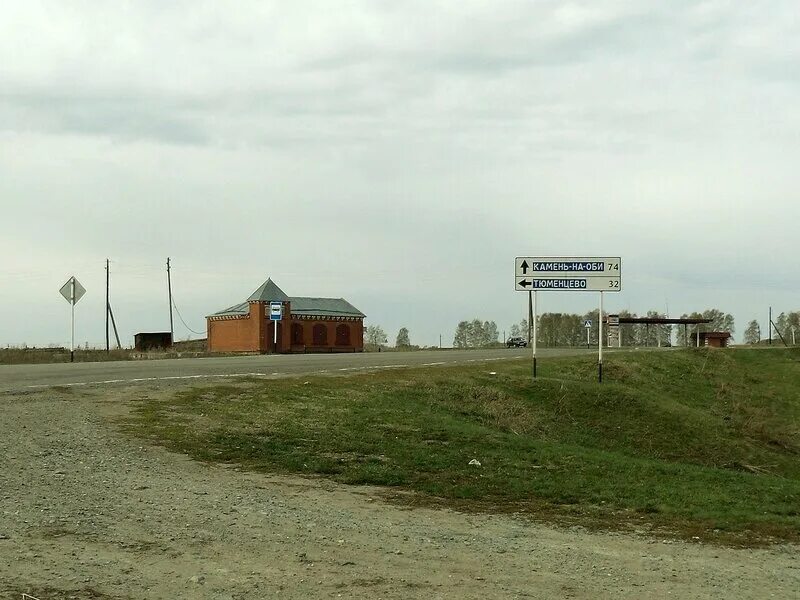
left=170, top=295, right=205, bottom=336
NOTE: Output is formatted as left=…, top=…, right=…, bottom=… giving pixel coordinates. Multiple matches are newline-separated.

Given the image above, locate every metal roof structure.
left=290, top=297, right=365, bottom=318
left=248, top=278, right=289, bottom=302
left=208, top=278, right=365, bottom=319
left=211, top=301, right=250, bottom=317
left=605, top=316, right=712, bottom=325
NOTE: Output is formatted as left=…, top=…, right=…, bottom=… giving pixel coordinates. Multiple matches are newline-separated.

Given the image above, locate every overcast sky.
left=2, top=1, right=799, bottom=348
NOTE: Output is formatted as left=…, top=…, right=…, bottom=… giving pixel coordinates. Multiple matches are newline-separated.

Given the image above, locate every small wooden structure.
left=699, top=332, right=731, bottom=348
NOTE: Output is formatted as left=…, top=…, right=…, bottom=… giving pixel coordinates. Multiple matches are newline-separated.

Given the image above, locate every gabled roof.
left=211, top=301, right=249, bottom=317
left=289, top=297, right=365, bottom=318
left=248, top=278, right=289, bottom=302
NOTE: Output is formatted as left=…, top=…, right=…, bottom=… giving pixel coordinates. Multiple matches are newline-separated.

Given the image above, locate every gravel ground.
left=0, top=383, right=798, bottom=599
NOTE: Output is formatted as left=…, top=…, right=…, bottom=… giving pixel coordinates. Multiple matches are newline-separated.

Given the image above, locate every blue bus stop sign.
left=269, top=302, right=282, bottom=321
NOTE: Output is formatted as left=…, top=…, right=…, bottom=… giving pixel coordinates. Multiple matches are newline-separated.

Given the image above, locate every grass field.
left=126, top=348, right=800, bottom=545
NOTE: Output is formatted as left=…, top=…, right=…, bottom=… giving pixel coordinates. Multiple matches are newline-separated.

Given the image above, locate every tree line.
left=364, top=325, right=416, bottom=350
left=508, top=308, right=735, bottom=347
left=453, top=320, right=500, bottom=348
left=364, top=306, right=748, bottom=350
left=743, top=311, right=800, bottom=344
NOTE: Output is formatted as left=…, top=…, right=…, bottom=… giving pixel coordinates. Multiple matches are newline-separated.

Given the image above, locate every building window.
left=292, top=323, right=304, bottom=345
left=313, top=323, right=328, bottom=346
left=336, top=323, right=350, bottom=346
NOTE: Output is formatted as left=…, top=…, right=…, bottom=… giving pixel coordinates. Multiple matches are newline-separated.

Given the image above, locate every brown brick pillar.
left=354, top=319, right=364, bottom=352
left=249, top=301, right=267, bottom=353
left=278, top=301, right=291, bottom=353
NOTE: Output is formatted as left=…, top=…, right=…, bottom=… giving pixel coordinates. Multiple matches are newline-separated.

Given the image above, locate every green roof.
left=208, top=278, right=364, bottom=319
left=248, top=278, right=289, bottom=302
left=211, top=301, right=249, bottom=317
left=289, top=297, right=365, bottom=318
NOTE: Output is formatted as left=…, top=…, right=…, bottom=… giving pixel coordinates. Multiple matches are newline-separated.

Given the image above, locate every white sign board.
left=269, top=301, right=282, bottom=321
left=59, top=276, right=86, bottom=305
left=515, top=257, right=621, bottom=292
left=584, top=320, right=592, bottom=328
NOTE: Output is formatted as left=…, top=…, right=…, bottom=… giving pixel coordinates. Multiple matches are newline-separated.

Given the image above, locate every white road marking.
left=19, top=353, right=533, bottom=392
left=25, top=372, right=276, bottom=390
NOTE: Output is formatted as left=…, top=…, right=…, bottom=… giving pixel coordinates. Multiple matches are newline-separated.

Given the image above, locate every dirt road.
left=1, top=383, right=797, bottom=599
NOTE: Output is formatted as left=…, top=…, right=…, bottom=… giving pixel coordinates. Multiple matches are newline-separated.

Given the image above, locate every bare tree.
left=365, top=325, right=388, bottom=348
left=743, top=320, right=761, bottom=345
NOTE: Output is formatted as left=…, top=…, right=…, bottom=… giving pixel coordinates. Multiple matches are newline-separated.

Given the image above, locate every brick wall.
left=207, top=315, right=255, bottom=352
left=208, top=300, right=364, bottom=353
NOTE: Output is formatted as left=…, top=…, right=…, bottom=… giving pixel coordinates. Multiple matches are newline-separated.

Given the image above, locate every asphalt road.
left=0, top=348, right=599, bottom=392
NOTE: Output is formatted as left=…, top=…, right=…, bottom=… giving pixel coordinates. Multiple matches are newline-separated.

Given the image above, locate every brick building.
left=206, top=278, right=365, bottom=353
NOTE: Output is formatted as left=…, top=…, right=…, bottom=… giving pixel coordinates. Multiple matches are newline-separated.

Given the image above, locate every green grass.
left=125, top=348, right=800, bottom=545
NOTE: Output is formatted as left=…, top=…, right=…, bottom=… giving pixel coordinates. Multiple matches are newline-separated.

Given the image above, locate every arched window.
left=292, top=323, right=304, bottom=345
left=336, top=323, right=350, bottom=346
left=313, top=324, right=328, bottom=346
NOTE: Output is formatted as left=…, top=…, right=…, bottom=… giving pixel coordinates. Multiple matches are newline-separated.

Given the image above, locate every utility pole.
left=167, top=257, right=174, bottom=344
left=769, top=307, right=772, bottom=345
left=105, top=260, right=122, bottom=350
left=105, top=259, right=110, bottom=352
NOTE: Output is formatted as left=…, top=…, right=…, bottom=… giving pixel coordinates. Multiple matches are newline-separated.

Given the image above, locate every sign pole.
left=527, top=291, right=533, bottom=345
left=532, top=291, right=537, bottom=380
left=269, top=301, right=282, bottom=354
left=60, top=275, right=86, bottom=361
left=70, top=278, right=75, bottom=363
left=598, top=291, right=603, bottom=383
left=586, top=326, right=590, bottom=349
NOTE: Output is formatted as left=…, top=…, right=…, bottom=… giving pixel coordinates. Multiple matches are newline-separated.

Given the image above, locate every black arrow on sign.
left=518, top=279, right=532, bottom=288
left=520, top=260, right=529, bottom=274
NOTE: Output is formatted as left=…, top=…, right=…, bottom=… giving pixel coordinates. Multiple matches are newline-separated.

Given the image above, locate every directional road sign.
left=59, top=276, right=86, bottom=305
left=515, top=257, right=621, bottom=292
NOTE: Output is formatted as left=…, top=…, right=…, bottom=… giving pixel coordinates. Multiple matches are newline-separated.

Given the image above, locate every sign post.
left=599, top=292, right=604, bottom=383
left=584, top=319, right=592, bottom=349
left=59, top=276, right=86, bottom=363
left=515, top=257, right=621, bottom=382
left=532, top=291, right=537, bottom=378
left=269, top=301, right=282, bottom=353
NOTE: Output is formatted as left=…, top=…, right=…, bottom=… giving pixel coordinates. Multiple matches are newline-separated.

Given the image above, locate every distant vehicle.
left=506, top=336, right=527, bottom=348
